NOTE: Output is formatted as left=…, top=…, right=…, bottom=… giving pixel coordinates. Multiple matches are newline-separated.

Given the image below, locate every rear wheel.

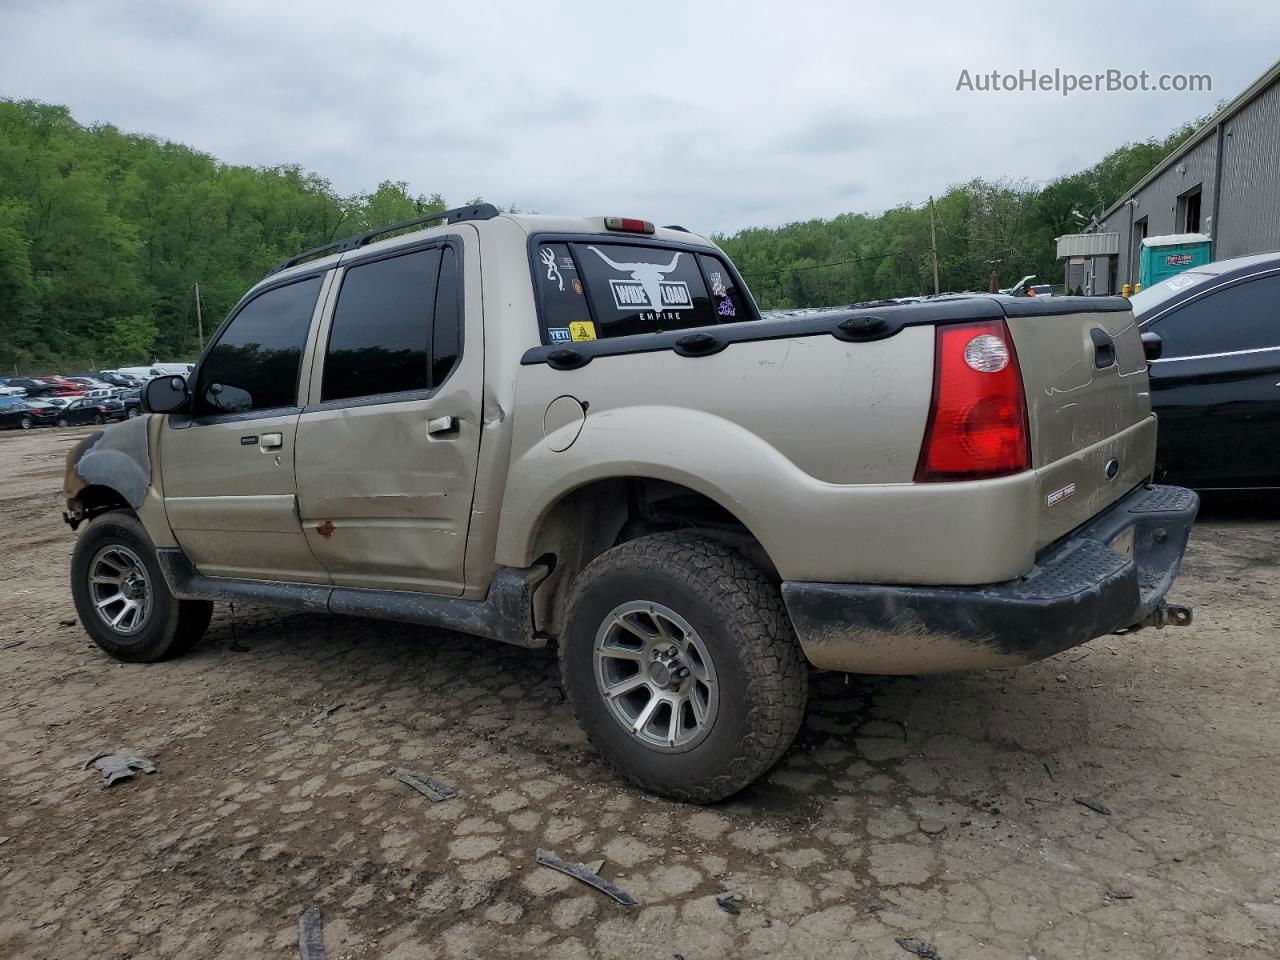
left=561, top=533, right=807, bottom=803
left=19, top=415, right=31, bottom=430
left=71, top=510, right=213, bottom=662
left=56, top=416, right=68, bottom=428
left=126, top=407, right=139, bottom=419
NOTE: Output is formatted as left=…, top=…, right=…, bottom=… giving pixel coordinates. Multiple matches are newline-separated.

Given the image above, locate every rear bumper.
left=782, top=483, right=1198, bottom=674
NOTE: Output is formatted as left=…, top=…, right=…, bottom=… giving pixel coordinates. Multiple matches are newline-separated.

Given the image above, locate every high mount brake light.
left=915, top=318, right=1030, bottom=482
left=603, top=217, right=656, bottom=235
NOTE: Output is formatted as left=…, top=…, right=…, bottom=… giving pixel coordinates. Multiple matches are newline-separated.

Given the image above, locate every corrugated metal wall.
left=1095, top=135, right=1218, bottom=287
left=1216, top=78, right=1280, bottom=258
left=1090, top=71, right=1280, bottom=288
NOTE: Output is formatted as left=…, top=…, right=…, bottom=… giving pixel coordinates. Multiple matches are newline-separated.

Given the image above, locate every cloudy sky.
left=2, top=0, right=1276, bottom=234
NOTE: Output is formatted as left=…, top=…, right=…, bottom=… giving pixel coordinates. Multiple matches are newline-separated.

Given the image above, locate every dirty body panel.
left=783, top=483, right=1198, bottom=674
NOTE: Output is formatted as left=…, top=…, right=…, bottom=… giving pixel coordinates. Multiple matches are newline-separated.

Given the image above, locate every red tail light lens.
left=915, top=318, right=1030, bottom=482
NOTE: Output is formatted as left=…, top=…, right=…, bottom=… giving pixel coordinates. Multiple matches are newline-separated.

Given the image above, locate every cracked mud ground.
left=2, top=427, right=1278, bottom=960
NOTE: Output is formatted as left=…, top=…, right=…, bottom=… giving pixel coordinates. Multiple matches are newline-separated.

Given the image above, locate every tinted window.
left=432, top=246, right=461, bottom=385
left=1153, top=275, right=1280, bottom=358
left=697, top=254, right=749, bottom=323
left=196, top=277, right=321, bottom=415
left=323, top=249, right=441, bottom=403
left=534, top=242, right=594, bottom=343
left=571, top=243, right=715, bottom=339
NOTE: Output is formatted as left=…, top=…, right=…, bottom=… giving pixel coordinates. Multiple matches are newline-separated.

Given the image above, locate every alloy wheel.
left=593, top=601, right=719, bottom=752
left=88, top=544, right=152, bottom=636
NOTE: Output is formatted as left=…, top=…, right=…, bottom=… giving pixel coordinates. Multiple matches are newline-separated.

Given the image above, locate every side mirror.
left=1140, top=330, right=1163, bottom=363
left=142, top=375, right=189, bottom=414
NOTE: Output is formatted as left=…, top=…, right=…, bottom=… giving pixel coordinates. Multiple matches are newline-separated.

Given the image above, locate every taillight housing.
left=915, top=318, right=1030, bottom=482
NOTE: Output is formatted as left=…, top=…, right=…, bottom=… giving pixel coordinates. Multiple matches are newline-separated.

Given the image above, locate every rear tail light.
left=915, top=318, right=1030, bottom=482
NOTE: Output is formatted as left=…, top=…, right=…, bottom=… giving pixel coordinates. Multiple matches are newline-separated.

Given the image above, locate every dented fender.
left=63, top=415, right=160, bottom=531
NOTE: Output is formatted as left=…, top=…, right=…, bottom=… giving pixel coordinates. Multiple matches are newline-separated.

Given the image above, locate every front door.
left=160, top=271, right=333, bottom=582
left=294, top=236, right=483, bottom=595
left=1148, top=273, right=1280, bottom=488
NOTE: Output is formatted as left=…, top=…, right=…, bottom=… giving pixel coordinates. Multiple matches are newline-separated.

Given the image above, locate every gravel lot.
left=1, top=426, right=1278, bottom=960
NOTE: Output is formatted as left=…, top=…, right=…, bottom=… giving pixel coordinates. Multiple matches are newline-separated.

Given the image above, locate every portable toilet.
left=1139, top=234, right=1212, bottom=288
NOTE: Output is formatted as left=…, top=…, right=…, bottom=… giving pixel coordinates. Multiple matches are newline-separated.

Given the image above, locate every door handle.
left=259, top=432, right=283, bottom=450
left=427, top=416, right=459, bottom=437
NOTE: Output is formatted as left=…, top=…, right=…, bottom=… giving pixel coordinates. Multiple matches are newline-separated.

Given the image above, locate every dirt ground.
left=1, top=426, right=1278, bottom=960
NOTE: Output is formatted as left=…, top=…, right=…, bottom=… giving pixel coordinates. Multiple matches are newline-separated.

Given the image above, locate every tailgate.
left=1000, top=297, right=1155, bottom=546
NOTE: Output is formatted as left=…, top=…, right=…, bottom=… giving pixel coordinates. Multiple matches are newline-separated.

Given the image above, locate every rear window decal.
left=548, top=327, right=572, bottom=343
left=587, top=246, right=691, bottom=315
left=718, top=299, right=737, bottom=318
left=569, top=321, right=597, bottom=342
left=539, top=247, right=565, bottom=291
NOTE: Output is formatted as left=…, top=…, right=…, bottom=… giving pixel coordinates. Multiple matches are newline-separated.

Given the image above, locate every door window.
left=195, top=276, right=322, bottom=416
left=1153, top=274, right=1280, bottom=358
left=321, top=245, right=461, bottom=402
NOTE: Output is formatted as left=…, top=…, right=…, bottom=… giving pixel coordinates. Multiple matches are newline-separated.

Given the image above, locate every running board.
left=154, top=549, right=550, bottom=649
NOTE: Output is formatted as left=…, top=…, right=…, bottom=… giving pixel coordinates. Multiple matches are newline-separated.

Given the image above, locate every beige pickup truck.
left=63, top=205, right=1198, bottom=802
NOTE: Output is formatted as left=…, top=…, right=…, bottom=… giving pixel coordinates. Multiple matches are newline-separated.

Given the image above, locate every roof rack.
left=267, top=202, right=500, bottom=276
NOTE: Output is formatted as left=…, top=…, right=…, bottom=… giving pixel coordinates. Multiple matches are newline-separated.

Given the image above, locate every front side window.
left=196, top=276, right=322, bottom=416
left=1153, top=275, right=1280, bottom=358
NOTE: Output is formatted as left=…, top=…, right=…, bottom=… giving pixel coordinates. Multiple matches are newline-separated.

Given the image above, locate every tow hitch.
left=1126, top=602, right=1194, bottom=631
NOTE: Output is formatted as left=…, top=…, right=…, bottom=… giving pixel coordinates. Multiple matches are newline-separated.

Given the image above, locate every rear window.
left=533, top=241, right=750, bottom=342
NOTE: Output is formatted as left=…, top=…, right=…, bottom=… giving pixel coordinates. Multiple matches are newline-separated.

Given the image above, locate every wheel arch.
left=524, top=474, right=777, bottom=640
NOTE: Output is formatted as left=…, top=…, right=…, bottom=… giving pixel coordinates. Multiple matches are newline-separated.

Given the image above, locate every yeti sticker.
left=587, top=247, right=692, bottom=314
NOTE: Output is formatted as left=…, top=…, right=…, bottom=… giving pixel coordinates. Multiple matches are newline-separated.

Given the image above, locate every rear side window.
left=322, top=248, right=441, bottom=402
left=196, top=276, right=322, bottom=416
left=1153, top=275, right=1280, bottom=358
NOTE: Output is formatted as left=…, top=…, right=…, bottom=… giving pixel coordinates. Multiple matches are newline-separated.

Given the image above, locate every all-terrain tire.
left=560, top=532, right=807, bottom=803
left=71, top=510, right=213, bottom=663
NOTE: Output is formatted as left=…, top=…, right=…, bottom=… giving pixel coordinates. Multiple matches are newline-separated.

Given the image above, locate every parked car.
left=23, top=399, right=64, bottom=426
left=4, top=378, right=57, bottom=397
left=119, top=388, right=142, bottom=419
left=61, top=206, right=1198, bottom=802
left=51, top=396, right=125, bottom=427
left=114, top=366, right=165, bottom=382
left=1132, top=251, right=1280, bottom=489
left=98, top=371, right=142, bottom=388
left=0, top=396, right=35, bottom=430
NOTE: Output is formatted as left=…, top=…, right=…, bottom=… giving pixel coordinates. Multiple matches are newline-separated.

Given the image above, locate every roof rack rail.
left=267, top=202, right=501, bottom=276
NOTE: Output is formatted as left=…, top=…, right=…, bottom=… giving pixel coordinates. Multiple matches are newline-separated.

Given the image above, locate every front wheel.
left=93, top=414, right=104, bottom=425
left=126, top=407, right=139, bottom=419
left=561, top=533, right=807, bottom=803
left=71, top=510, right=213, bottom=662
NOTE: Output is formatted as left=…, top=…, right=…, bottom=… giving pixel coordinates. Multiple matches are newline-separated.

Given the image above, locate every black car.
left=23, top=399, right=64, bottom=426
left=49, top=396, right=125, bottom=427
left=0, top=396, right=35, bottom=430
left=2, top=377, right=57, bottom=397
left=119, top=388, right=142, bottom=418
left=1132, top=252, right=1280, bottom=490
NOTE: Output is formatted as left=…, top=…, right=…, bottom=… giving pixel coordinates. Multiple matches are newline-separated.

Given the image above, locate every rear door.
left=160, top=272, right=332, bottom=582
left=294, top=234, right=482, bottom=595
left=1146, top=273, right=1280, bottom=488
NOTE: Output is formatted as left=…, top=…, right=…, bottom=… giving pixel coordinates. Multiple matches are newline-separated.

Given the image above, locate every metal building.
left=1057, top=57, right=1280, bottom=294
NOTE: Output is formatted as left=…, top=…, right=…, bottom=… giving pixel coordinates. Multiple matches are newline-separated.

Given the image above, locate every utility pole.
left=928, top=196, right=941, bottom=296
left=193, top=283, right=205, bottom=351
